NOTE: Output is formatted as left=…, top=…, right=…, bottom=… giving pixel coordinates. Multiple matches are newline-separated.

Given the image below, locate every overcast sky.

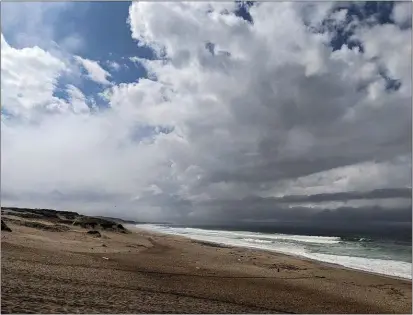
left=1, top=1, right=411, bottom=225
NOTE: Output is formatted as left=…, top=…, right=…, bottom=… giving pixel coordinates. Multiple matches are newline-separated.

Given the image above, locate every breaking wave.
left=136, top=224, right=412, bottom=279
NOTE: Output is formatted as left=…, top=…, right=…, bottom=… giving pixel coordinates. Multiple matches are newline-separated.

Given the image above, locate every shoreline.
left=2, top=219, right=412, bottom=313
left=197, top=238, right=411, bottom=282
left=130, top=224, right=412, bottom=282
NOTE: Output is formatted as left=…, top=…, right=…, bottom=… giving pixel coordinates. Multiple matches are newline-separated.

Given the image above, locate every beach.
left=1, top=219, right=412, bottom=314
left=136, top=224, right=412, bottom=280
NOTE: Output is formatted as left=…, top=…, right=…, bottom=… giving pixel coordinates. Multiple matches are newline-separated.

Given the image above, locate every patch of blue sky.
left=1, top=107, right=14, bottom=120
left=52, top=75, right=74, bottom=103
left=307, top=1, right=397, bottom=53
left=57, top=1, right=154, bottom=84
left=3, top=1, right=156, bottom=112
left=51, top=64, right=108, bottom=111
left=55, top=2, right=158, bottom=111
left=234, top=1, right=255, bottom=24
left=61, top=2, right=154, bottom=60
left=310, top=1, right=404, bottom=91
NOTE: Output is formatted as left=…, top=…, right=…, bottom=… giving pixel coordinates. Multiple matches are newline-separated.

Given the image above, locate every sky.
left=1, top=1, right=412, bottom=226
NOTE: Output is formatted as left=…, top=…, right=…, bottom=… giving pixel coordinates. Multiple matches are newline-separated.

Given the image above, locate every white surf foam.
left=155, top=226, right=341, bottom=244
left=135, top=224, right=412, bottom=280
left=242, top=238, right=273, bottom=244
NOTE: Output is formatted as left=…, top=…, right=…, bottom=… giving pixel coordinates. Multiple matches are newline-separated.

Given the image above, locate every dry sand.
left=1, top=219, right=411, bottom=314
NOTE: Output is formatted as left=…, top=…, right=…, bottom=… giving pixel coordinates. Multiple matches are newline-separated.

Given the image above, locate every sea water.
left=135, top=224, right=412, bottom=280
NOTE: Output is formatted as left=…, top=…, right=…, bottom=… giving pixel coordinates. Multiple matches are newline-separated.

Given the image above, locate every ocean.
left=135, top=224, right=412, bottom=280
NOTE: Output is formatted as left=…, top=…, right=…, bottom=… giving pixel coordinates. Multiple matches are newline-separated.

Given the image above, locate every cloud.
left=259, top=188, right=412, bottom=204
left=107, top=61, right=122, bottom=72
left=1, top=34, right=69, bottom=118
left=74, top=56, right=112, bottom=85
left=0, top=2, right=85, bottom=53
left=65, top=85, right=91, bottom=114
left=1, top=2, right=411, bottom=225
left=196, top=203, right=413, bottom=226
left=392, top=1, right=412, bottom=27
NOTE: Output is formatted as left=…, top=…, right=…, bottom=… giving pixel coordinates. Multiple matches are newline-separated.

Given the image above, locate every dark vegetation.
left=3, top=218, right=70, bottom=232
left=86, top=230, right=102, bottom=237
left=95, top=216, right=139, bottom=225
left=2, top=207, right=78, bottom=219
left=73, top=216, right=128, bottom=233
left=1, top=207, right=129, bottom=234
left=1, top=219, right=12, bottom=232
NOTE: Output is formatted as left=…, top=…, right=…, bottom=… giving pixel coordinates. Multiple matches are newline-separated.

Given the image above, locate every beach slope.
left=1, top=212, right=411, bottom=313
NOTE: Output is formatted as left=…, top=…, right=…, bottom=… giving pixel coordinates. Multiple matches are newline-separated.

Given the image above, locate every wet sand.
left=1, top=221, right=411, bottom=314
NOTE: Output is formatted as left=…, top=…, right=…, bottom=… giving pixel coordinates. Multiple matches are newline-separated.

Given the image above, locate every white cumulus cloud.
left=74, top=56, right=112, bottom=85
left=1, top=34, right=69, bottom=118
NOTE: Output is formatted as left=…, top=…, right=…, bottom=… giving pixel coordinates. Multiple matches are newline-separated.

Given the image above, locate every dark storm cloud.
left=311, top=205, right=412, bottom=223
left=189, top=200, right=412, bottom=225
left=199, top=188, right=411, bottom=210
left=267, top=188, right=412, bottom=203
left=201, top=61, right=411, bottom=186
left=0, top=189, right=129, bottom=204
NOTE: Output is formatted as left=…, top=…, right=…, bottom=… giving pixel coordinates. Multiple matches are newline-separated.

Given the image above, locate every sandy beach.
left=1, top=217, right=412, bottom=314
